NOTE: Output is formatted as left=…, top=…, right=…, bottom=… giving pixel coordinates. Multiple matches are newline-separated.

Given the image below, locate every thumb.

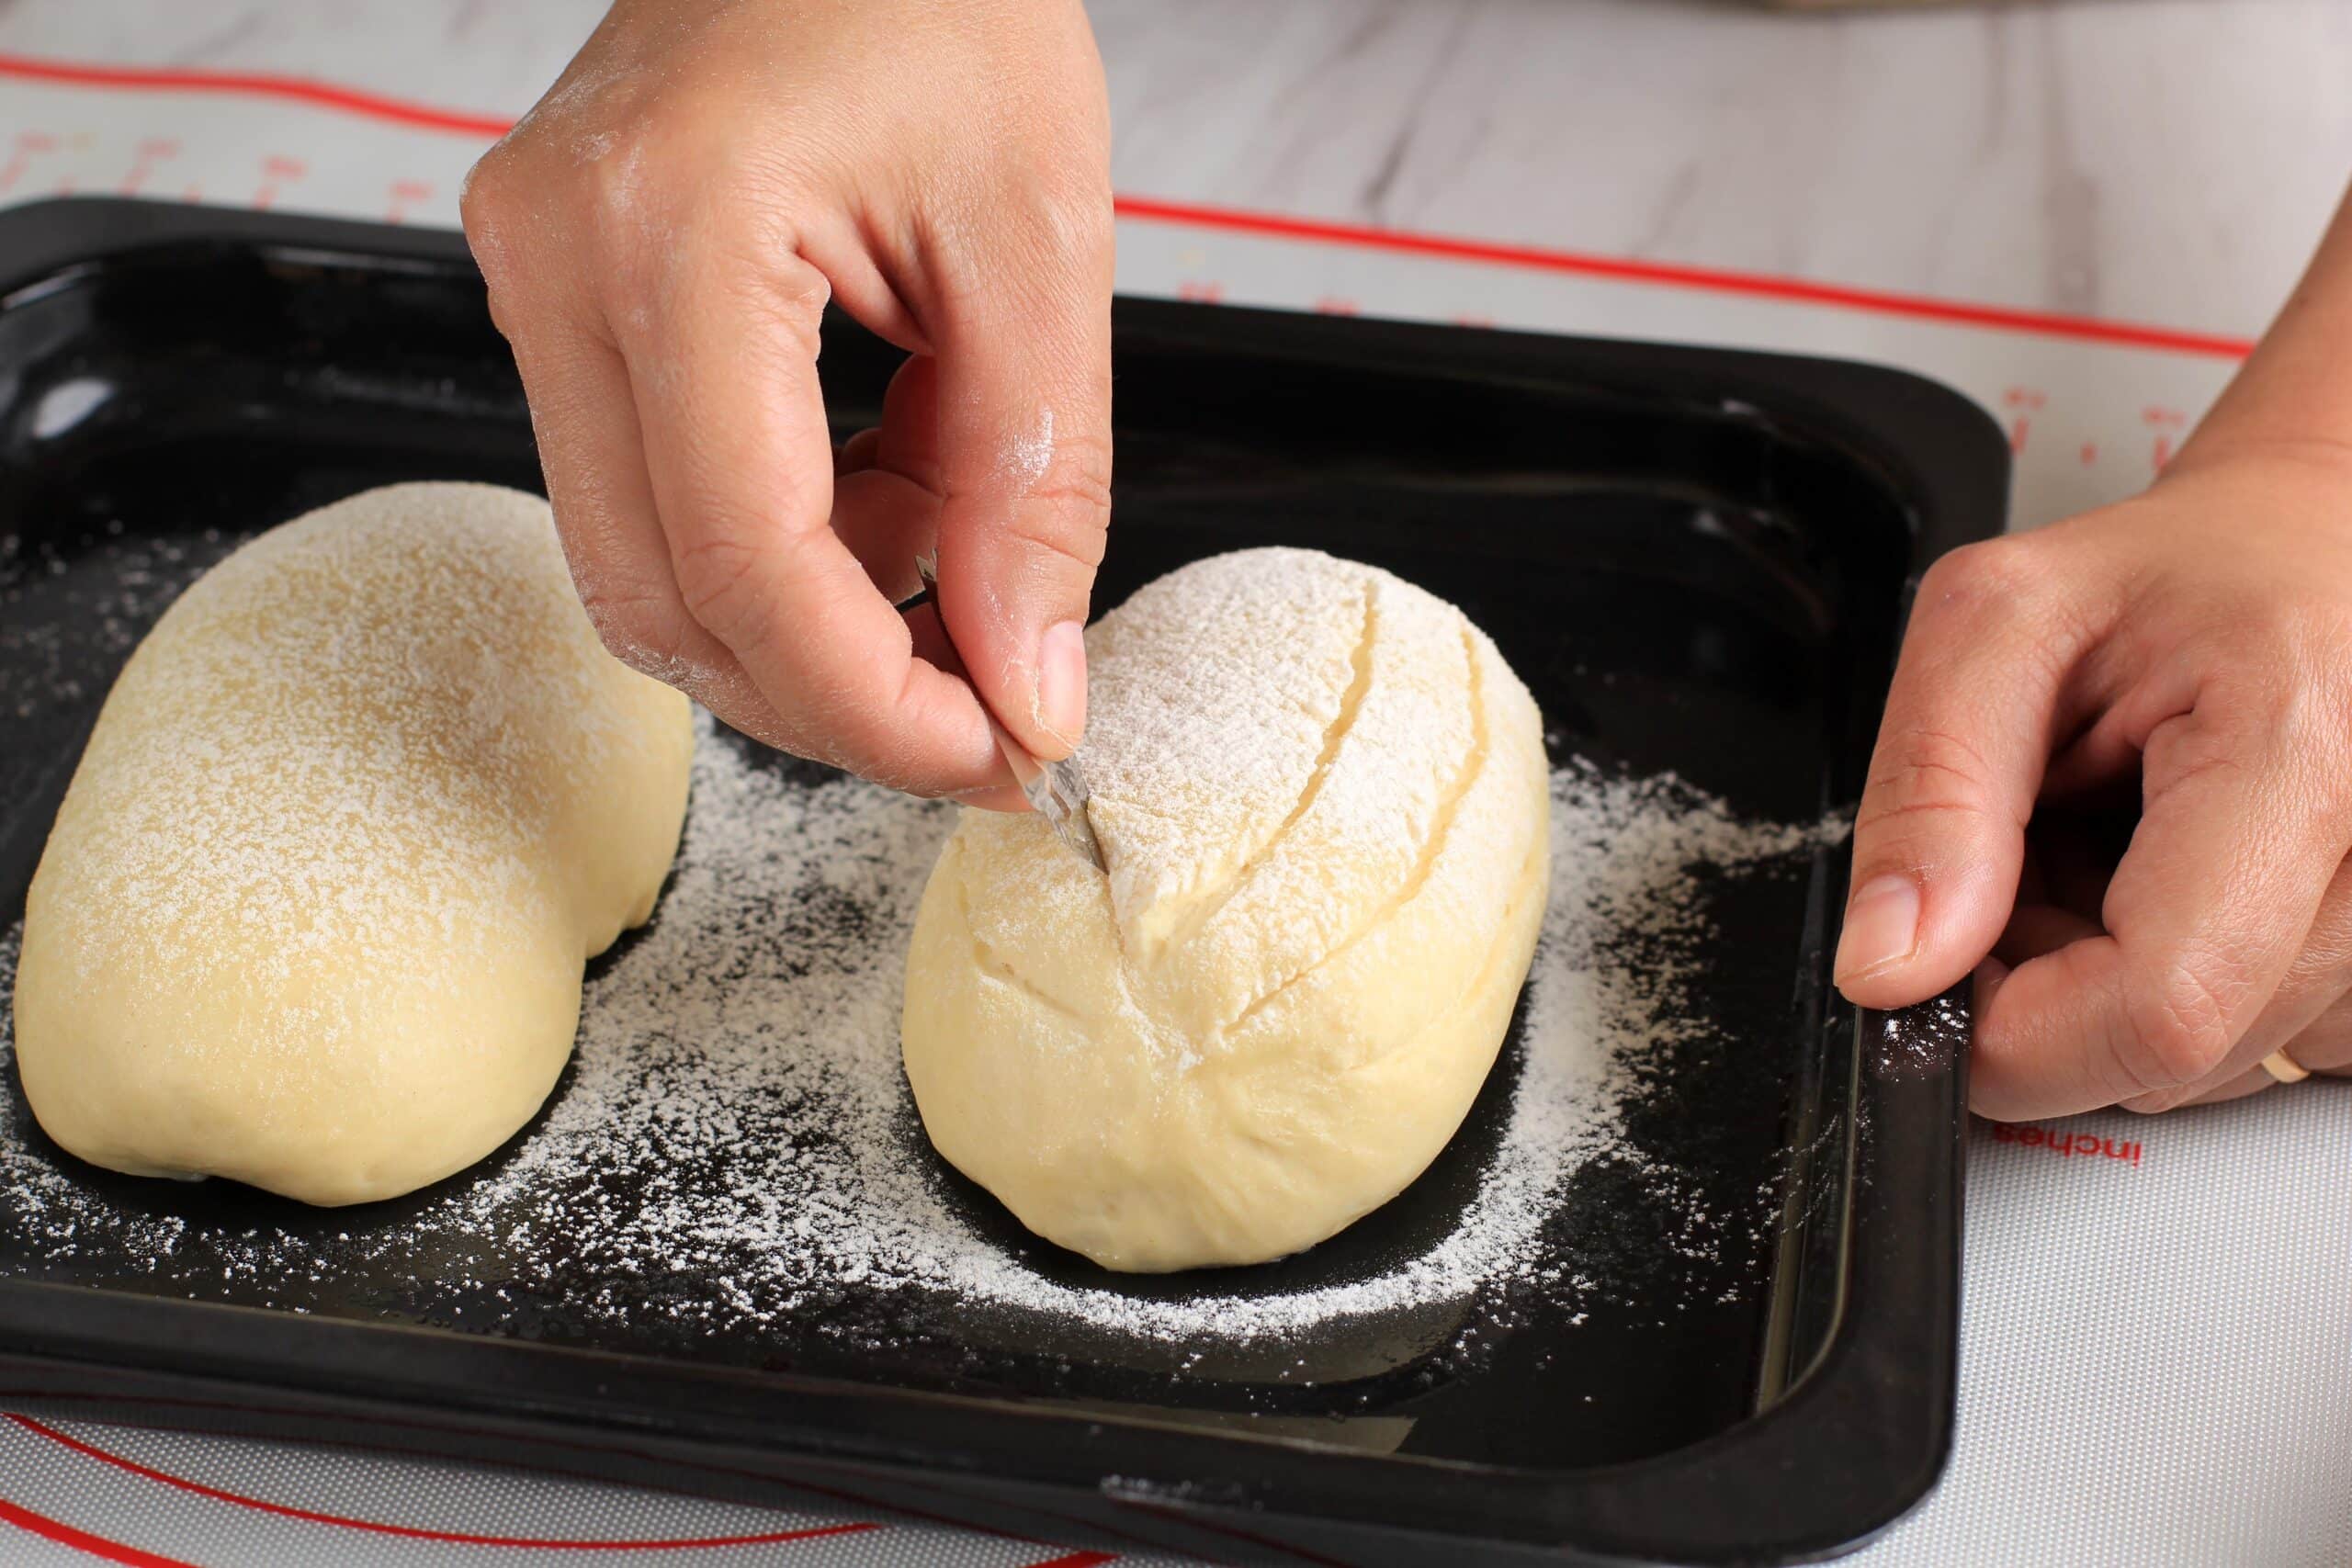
left=928, top=194, right=1115, bottom=764
left=1837, top=539, right=2083, bottom=1010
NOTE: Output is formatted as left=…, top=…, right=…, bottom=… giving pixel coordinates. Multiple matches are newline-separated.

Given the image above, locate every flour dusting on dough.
left=0, top=708, right=1838, bottom=1345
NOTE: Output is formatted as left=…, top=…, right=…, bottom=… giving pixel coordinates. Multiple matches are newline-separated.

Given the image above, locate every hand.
left=1836, top=442, right=2352, bottom=1118
left=460, top=0, right=1114, bottom=806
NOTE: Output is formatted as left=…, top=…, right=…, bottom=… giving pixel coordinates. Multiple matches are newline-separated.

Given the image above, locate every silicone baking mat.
left=0, top=51, right=2343, bottom=1568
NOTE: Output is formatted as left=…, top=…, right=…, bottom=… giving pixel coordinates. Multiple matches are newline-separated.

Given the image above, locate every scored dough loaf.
left=12, top=481, right=693, bottom=1205
left=901, top=547, right=1550, bottom=1272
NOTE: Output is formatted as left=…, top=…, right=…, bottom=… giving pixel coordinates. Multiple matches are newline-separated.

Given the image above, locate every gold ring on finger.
left=2260, top=1048, right=2313, bottom=1085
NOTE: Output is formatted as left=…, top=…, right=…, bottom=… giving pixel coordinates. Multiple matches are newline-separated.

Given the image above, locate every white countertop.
left=12, top=0, right=2352, bottom=338
left=0, top=5, right=2347, bottom=1567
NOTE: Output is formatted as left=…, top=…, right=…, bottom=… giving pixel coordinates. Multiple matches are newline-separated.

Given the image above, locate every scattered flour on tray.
left=0, top=718, right=1841, bottom=1344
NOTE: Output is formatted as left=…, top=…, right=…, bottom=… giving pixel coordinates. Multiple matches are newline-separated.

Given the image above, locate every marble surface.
left=0, top=0, right=2347, bottom=338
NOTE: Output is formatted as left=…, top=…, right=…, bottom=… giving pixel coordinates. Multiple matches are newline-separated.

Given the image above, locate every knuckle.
left=1028, top=475, right=1116, bottom=519
left=720, top=257, right=831, bottom=360
left=1020, top=175, right=1115, bottom=265
left=578, top=140, right=690, bottom=306
left=1856, top=726, right=2009, bottom=838
left=2199, top=594, right=2352, bottom=713
left=1918, top=535, right=2042, bottom=615
left=2211, top=608, right=2307, bottom=698
left=2287, top=911, right=2352, bottom=993
left=612, top=192, right=823, bottom=359
left=929, top=167, right=1113, bottom=307
left=978, top=488, right=1113, bottom=577
left=578, top=128, right=660, bottom=232
left=1027, top=426, right=1116, bottom=515
left=573, top=128, right=821, bottom=320
left=671, top=531, right=769, bottom=641
left=678, top=138, right=813, bottom=252
left=576, top=580, right=684, bottom=673
left=1904, top=536, right=2084, bottom=696
left=2280, top=607, right=2352, bottom=747
left=458, top=143, right=521, bottom=232
left=2143, top=713, right=2246, bottom=795
left=2125, top=954, right=2244, bottom=1086
left=458, top=148, right=530, bottom=286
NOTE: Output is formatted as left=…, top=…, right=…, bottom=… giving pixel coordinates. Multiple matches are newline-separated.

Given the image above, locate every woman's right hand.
left=461, top=0, right=1115, bottom=807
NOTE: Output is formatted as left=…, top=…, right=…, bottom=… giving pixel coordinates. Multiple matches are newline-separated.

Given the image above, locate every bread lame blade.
left=911, top=555, right=1105, bottom=874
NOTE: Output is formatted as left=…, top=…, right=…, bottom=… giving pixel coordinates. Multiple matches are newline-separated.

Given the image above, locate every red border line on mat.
left=7, top=1414, right=880, bottom=1552
left=0, top=50, right=2258, bottom=361
left=1, top=1392, right=1106, bottom=1557
left=0, top=51, right=511, bottom=138
left=1112, top=195, right=2258, bottom=361
left=1123, top=1500, right=1358, bottom=1568
left=0, top=1496, right=202, bottom=1568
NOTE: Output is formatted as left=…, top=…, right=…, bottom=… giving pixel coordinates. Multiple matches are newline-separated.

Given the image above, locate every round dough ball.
left=901, top=547, right=1550, bottom=1272
left=12, top=482, right=693, bottom=1205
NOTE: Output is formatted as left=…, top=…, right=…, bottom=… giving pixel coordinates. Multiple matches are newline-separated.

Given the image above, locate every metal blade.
left=910, top=554, right=1105, bottom=873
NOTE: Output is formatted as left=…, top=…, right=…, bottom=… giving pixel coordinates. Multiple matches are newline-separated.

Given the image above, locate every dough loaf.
left=12, top=482, right=693, bottom=1205
left=901, top=547, right=1550, bottom=1271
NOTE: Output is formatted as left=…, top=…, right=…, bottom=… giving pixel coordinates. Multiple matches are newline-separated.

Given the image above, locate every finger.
left=2172, top=987, right=2352, bottom=1106
left=2120, top=851, right=2352, bottom=1111
left=489, top=299, right=774, bottom=723
left=904, top=600, right=1027, bottom=813
left=927, top=188, right=1115, bottom=761
left=2041, top=705, right=2154, bottom=801
left=2177, top=1066, right=2276, bottom=1109
left=871, top=355, right=945, bottom=492
left=616, top=245, right=1001, bottom=796
left=831, top=356, right=948, bottom=604
left=1996, top=903, right=2103, bottom=968
left=835, top=427, right=883, bottom=477
left=1974, top=690, right=2352, bottom=1119
left=1837, top=538, right=2098, bottom=1010
left=833, top=464, right=941, bottom=606
left=2264, top=988, right=2352, bottom=1077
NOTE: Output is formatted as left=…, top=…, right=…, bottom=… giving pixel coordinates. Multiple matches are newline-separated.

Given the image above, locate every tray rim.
left=0, top=196, right=2001, bottom=1566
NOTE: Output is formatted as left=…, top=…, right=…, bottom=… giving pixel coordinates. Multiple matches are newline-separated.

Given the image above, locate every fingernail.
left=1836, top=874, right=1921, bottom=983
left=1035, top=620, right=1087, bottom=750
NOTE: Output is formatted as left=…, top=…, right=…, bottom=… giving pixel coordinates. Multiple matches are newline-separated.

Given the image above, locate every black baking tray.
left=0, top=199, right=2000, bottom=1566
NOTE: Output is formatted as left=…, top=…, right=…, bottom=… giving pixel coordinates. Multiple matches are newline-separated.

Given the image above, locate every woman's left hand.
left=1836, top=442, right=2352, bottom=1118
left=1837, top=178, right=2352, bottom=1119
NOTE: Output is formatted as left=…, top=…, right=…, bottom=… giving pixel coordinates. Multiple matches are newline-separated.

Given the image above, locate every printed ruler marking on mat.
left=0, top=49, right=2253, bottom=531
left=0, top=49, right=2255, bottom=357
left=1984, top=1122, right=2145, bottom=1168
